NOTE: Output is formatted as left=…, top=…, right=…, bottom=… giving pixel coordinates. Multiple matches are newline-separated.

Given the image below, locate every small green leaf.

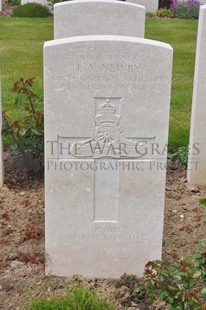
left=10, top=143, right=18, bottom=151
left=173, top=275, right=182, bottom=282
left=18, top=128, right=27, bottom=136
left=199, top=198, right=206, bottom=206
left=134, top=284, right=143, bottom=293
left=201, top=287, right=206, bottom=297
left=167, top=296, right=174, bottom=304
left=182, top=256, right=192, bottom=263
left=31, top=128, right=41, bottom=136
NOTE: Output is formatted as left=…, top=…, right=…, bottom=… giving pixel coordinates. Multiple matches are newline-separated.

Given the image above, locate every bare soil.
left=0, top=154, right=206, bottom=310
left=0, top=0, right=19, bottom=17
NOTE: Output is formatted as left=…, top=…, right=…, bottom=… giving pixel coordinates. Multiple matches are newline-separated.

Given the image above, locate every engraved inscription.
left=65, top=234, right=147, bottom=242
left=51, top=52, right=163, bottom=94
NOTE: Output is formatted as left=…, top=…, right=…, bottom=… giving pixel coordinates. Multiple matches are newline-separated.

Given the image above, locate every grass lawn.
left=0, top=17, right=53, bottom=111
left=145, top=18, right=198, bottom=148
left=0, top=17, right=198, bottom=148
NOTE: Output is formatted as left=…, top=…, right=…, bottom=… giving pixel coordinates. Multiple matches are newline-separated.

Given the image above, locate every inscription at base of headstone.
left=187, top=5, right=206, bottom=185
left=54, top=0, right=145, bottom=39
left=44, top=36, right=173, bottom=278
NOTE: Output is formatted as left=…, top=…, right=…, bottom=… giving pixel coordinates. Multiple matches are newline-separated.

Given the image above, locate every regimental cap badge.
left=99, top=99, right=116, bottom=113
left=95, top=99, right=120, bottom=125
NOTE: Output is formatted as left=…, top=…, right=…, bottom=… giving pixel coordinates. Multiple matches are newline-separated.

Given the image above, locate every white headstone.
left=0, top=79, right=4, bottom=187
left=21, top=0, right=48, bottom=7
left=54, top=0, right=145, bottom=39
left=187, top=5, right=206, bottom=185
left=44, top=35, right=173, bottom=278
left=0, top=0, right=2, bottom=12
left=126, top=0, right=158, bottom=13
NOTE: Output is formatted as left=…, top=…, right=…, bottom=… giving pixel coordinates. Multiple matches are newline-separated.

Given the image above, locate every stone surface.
left=54, top=0, right=145, bottom=39
left=187, top=5, right=206, bottom=185
left=0, top=0, right=2, bottom=12
left=44, top=35, right=173, bottom=278
left=126, top=0, right=158, bottom=13
left=0, top=79, right=4, bottom=187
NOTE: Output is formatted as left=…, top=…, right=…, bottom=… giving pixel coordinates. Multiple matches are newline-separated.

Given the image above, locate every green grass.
left=29, top=287, right=114, bottom=310
left=0, top=18, right=198, bottom=148
left=145, top=19, right=198, bottom=148
left=0, top=18, right=53, bottom=116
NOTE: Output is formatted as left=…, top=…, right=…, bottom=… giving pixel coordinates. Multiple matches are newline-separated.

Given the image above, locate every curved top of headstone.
left=54, top=0, right=145, bottom=39
left=45, top=35, right=172, bottom=51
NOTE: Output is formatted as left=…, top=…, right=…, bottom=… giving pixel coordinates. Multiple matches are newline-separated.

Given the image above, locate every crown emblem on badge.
left=95, top=99, right=120, bottom=125
left=99, top=99, right=116, bottom=113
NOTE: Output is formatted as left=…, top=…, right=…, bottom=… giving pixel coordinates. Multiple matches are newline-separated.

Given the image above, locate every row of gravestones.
left=0, top=0, right=158, bottom=13
left=18, top=0, right=206, bottom=13
left=2, top=0, right=206, bottom=13
left=0, top=0, right=158, bottom=15
left=20, top=0, right=159, bottom=13
left=0, top=0, right=206, bottom=278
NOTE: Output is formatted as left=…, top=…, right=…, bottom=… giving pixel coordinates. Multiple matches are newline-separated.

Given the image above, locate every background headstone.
left=126, top=0, right=158, bottom=13
left=21, top=0, right=48, bottom=7
left=54, top=0, right=145, bottom=39
left=0, top=79, right=4, bottom=187
left=187, top=5, right=206, bottom=185
left=44, top=35, right=173, bottom=278
left=0, top=0, right=2, bottom=12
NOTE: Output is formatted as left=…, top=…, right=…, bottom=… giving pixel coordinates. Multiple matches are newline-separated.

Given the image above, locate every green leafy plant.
left=170, top=0, right=200, bottom=19
left=146, top=12, right=155, bottom=17
left=169, top=146, right=188, bottom=168
left=2, top=77, right=44, bottom=170
left=13, top=3, right=50, bottom=17
left=30, top=286, right=115, bottom=310
left=199, top=199, right=206, bottom=207
left=194, top=241, right=206, bottom=280
left=134, top=241, right=206, bottom=310
left=156, top=7, right=175, bottom=18
left=8, top=0, right=20, bottom=6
